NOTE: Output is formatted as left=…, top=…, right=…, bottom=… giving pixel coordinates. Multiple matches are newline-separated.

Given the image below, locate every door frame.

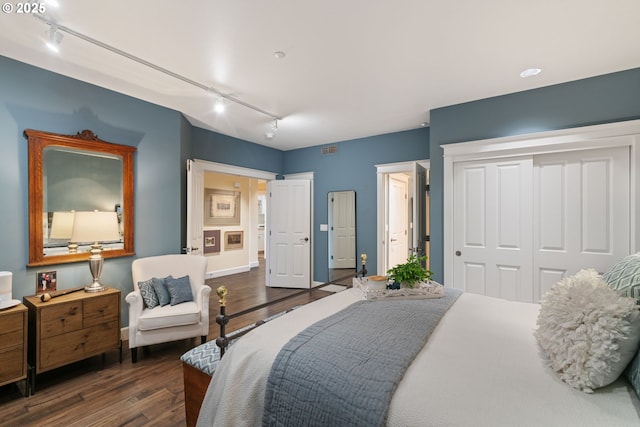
left=187, top=159, right=277, bottom=275
left=442, top=119, right=640, bottom=287
left=376, top=160, right=430, bottom=276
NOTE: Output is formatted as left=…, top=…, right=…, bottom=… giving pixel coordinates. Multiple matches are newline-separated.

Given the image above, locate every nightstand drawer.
left=0, top=344, right=25, bottom=381
left=40, top=301, right=83, bottom=338
left=0, top=311, right=24, bottom=350
left=40, top=320, right=119, bottom=371
left=84, top=293, right=118, bottom=327
left=0, top=304, right=27, bottom=390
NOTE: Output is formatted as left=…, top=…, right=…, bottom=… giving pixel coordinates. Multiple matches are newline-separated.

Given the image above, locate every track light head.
left=214, top=97, right=225, bottom=113
left=45, top=25, right=62, bottom=53
left=265, top=119, right=278, bottom=140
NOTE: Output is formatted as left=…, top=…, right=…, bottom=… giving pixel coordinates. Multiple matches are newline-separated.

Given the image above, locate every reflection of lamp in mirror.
left=70, top=211, right=120, bottom=292
left=50, top=211, right=77, bottom=252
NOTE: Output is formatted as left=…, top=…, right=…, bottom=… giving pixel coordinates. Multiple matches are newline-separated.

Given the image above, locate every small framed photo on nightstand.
left=36, top=270, right=57, bottom=294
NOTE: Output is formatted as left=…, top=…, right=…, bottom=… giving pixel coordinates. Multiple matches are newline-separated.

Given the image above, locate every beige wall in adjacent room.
left=203, top=172, right=260, bottom=276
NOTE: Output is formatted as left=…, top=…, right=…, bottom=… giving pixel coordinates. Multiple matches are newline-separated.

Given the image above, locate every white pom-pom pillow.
left=535, top=269, right=640, bottom=393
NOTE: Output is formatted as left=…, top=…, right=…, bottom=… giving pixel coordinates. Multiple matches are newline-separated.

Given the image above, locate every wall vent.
left=321, top=145, right=338, bottom=155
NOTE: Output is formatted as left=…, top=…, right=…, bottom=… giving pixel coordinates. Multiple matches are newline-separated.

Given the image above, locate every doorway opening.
left=186, top=159, right=276, bottom=281
left=376, top=160, right=430, bottom=276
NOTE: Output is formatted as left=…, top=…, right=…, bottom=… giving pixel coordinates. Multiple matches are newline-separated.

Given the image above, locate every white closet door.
left=453, top=158, right=533, bottom=301
left=533, top=146, right=630, bottom=300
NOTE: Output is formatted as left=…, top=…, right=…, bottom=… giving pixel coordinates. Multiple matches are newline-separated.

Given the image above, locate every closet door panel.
left=453, top=158, right=533, bottom=301
left=533, top=146, right=629, bottom=300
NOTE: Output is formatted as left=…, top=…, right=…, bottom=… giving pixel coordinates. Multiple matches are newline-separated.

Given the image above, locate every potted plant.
left=387, top=254, right=433, bottom=289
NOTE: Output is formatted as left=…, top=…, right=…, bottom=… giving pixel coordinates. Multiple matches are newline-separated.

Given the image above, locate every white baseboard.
left=206, top=265, right=251, bottom=279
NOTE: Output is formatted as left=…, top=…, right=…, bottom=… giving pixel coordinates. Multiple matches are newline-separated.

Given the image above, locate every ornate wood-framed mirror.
left=25, top=129, right=136, bottom=266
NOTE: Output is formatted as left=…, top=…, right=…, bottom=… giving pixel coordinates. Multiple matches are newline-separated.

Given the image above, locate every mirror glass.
left=26, top=129, right=136, bottom=266
left=327, top=190, right=356, bottom=284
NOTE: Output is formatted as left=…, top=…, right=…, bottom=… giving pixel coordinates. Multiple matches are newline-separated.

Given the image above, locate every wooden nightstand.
left=23, top=287, right=121, bottom=394
left=0, top=303, right=28, bottom=395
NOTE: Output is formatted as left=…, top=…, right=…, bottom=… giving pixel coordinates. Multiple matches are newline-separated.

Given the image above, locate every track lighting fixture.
left=34, top=15, right=283, bottom=125
left=45, top=25, right=62, bottom=53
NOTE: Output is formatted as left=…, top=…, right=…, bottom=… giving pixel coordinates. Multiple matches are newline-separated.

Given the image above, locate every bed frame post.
left=356, top=253, right=368, bottom=278
left=215, top=286, right=230, bottom=357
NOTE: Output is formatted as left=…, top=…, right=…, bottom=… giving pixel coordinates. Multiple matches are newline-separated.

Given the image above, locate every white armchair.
left=126, top=254, right=211, bottom=363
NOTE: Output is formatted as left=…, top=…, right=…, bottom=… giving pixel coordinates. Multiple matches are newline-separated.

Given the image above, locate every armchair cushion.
left=152, top=276, right=172, bottom=306
left=139, top=279, right=159, bottom=309
left=166, top=275, right=194, bottom=305
left=138, top=301, right=201, bottom=331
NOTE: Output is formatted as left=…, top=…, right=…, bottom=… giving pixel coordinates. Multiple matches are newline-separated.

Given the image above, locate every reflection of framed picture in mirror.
left=203, top=229, right=221, bottom=254
left=205, top=189, right=240, bottom=226
left=36, top=270, right=57, bottom=294
left=224, top=231, right=244, bottom=250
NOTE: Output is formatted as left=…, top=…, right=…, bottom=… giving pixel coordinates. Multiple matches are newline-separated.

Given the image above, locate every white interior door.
left=453, top=158, right=534, bottom=301
left=388, top=174, right=409, bottom=269
left=267, top=179, right=311, bottom=288
left=533, top=146, right=630, bottom=299
left=186, top=159, right=204, bottom=255
left=329, top=191, right=356, bottom=269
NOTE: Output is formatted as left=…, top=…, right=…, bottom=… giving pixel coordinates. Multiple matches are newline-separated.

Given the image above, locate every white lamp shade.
left=50, top=211, right=75, bottom=239
left=70, top=211, right=120, bottom=243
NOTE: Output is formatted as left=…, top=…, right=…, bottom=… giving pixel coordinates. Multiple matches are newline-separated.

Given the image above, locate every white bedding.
left=197, top=288, right=640, bottom=426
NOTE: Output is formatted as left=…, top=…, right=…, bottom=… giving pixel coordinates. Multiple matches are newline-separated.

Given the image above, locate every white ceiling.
left=1, top=1, right=639, bottom=151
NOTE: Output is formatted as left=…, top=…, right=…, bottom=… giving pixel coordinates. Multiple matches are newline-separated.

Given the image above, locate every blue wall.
left=0, top=56, right=185, bottom=323
left=428, top=67, right=640, bottom=283
left=283, top=129, right=429, bottom=282
left=191, top=127, right=284, bottom=174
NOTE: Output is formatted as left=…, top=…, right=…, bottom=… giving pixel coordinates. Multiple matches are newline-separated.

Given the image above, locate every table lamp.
left=70, top=211, right=120, bottom=292
left=50, top=211, right=77, bottom=252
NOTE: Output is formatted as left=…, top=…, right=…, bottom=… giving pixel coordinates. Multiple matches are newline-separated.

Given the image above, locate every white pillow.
left=535, top=269, right=640, bottom=393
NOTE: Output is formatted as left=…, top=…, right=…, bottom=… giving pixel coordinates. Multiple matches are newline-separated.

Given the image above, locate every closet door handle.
left=455, top=250, right=462, bottom=256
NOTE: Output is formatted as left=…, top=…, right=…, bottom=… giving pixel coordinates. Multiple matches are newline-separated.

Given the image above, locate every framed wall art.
left=205, top=188, right=241, bottom=226
left=203, top=229, right=221, bottom=254
left=224, top=231, right=244, bottom=250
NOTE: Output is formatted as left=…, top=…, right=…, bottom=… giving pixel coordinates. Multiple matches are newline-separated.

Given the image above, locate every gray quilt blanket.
left=262, top=288, right=462, bottom=427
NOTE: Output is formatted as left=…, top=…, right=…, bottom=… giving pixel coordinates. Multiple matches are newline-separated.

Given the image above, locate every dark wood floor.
left=0, top=258, right=350, bottom=427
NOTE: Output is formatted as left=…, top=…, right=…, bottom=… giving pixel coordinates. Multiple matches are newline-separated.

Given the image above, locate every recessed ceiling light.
left=520, top=68, right=542, bottom=78
left=274, top=51, right=286, bottom=59
left=420, top=122, right=429, bottom=127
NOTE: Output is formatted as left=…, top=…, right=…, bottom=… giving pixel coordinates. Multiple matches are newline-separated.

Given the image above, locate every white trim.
left=441, top=119, right=640, bottom=160
left=206, top=265, right=252, bottom=279
left=443, top=119, right=640, bottom=287
left=376, top=160, right=430, bottom=276
left=284, top=171, right=314, bottom=180
left=192, top=158, right=277, bottom=180
left=375, top=159, right=429, bottom=174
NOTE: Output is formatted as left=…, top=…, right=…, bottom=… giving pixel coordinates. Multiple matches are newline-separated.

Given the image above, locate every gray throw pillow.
left=152, top=276, right=171, bottom=306
left=165, top=275, right=194, bottom=306
left=138, top=279, right=159, bottom=309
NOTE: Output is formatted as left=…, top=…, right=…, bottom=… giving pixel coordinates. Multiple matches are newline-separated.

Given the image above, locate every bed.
left=193, top=276, right=640, bottom=426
